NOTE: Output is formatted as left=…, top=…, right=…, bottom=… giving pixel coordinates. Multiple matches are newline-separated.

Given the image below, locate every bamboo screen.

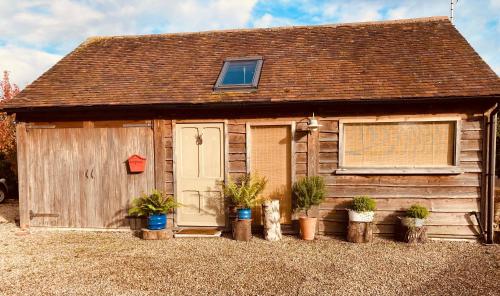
left=250, top=125, right=292, bottom=224
left=343, top=121, right=456, bottom=167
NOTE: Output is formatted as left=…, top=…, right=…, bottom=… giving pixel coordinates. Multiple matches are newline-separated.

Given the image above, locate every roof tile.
left=3, top=16, right=500, bottom=110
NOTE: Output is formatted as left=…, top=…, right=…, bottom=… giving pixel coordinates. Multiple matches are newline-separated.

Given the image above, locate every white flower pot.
left=400, top=217, right=426, bottom=227
left=348, top=210, right=375, bottom=222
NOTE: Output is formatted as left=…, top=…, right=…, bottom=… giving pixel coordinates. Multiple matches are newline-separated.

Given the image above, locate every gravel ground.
left=0, top=201, right=499, bottom=296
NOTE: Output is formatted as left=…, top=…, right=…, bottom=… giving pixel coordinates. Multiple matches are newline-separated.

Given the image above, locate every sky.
left=0, top=0, right=499, bottom=88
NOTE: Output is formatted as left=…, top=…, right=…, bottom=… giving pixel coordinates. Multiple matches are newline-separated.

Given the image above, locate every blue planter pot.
left=237, top=208, right=252, bottom=220
left=148, top=214, right=167, bottom=230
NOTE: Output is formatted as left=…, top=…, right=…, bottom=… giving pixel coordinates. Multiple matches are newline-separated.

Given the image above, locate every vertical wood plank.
left=245, top=123, right=251, bottom=174
left=16, top=122, right=29, bottom=229
left=307, top=130, right=319, bottom=177
left=171, top=120, right=177, bottom=228
left=154, top=120, right=167, bottom=192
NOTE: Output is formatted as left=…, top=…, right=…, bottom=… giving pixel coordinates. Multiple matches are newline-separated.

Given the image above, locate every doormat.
left=174, top=228, right=222, bottom=238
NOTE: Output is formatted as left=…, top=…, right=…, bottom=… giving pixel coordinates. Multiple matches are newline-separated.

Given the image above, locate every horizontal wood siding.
left=228, top=121, right=247, bottom=180
left=318, top=115, right=483, bottom=238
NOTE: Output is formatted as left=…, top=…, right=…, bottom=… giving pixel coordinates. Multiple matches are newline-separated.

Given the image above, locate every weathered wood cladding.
left=17, top=103, right=490, bottom=238
left=164, top=113, right=484, bottom=238
left=317, top=115, right=484, bottom=238
left=21, top=121, right=155, bottom=228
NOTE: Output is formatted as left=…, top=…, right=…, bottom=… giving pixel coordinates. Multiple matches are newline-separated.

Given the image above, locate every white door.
left=175, top=123, right=225, bottom=226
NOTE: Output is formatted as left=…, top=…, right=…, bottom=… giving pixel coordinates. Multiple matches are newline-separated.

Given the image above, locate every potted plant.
left=401, top=204, right=429, bottom=227
left=128, top=190, right=180, bottom=230
left=348, top=196, right=376, bottom=222
left=223, top=174, right=267, bottom=220
left=292, top=176, right=326, bottom=240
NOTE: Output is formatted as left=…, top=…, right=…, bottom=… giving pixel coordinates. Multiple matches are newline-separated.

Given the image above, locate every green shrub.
left=223, top=174, right=267, bottom=208
left=406, top=204, right=429, bottom=219
left=128, top=190, right=180, bottom=216
left=351, top=196, right=376, bottom=212
left=292, top=176, right=326, bottom=216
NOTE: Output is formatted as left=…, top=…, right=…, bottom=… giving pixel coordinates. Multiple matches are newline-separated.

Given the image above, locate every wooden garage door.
left=26, top=121, right=154, bottom=228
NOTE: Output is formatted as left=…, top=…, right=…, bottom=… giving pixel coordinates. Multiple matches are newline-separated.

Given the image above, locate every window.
left=215, top=57, right=263, bottom=90
left=338, top=118, right=461, bottom=174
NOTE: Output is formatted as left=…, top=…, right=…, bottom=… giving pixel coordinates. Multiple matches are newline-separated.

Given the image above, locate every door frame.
left=245, top=122, right=297, bottom=223
left=172, top=120, right=228, bottom=228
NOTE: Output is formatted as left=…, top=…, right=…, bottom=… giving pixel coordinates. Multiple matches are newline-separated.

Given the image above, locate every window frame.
left=337, top=116, right=462, bottom=175
left=214, top=56, right=263, bottom=90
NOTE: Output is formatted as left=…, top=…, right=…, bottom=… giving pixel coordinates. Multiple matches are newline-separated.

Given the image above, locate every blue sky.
left=0, top=0, right=498, bottom=87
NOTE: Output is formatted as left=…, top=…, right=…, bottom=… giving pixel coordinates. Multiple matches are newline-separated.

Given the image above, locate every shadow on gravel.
left=0, top=199, right=18, bottom=224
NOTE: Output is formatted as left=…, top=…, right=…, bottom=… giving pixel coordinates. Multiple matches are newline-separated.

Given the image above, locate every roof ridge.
left=83, top=16, right=450, bottom=43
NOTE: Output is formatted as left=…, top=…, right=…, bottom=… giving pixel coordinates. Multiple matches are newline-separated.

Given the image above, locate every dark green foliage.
left=128, top=190, right=180, bottom=216
left=292, top=176, right=326, bottom=216
left=223, top=174, right=267, bottom=208
left=406, top=204, right=429, bottom=219
left=351, top=196, right=376, bottom=212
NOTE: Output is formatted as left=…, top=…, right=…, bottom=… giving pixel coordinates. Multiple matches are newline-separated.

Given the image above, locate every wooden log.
left=262, top=200, right=282, bottom=241
left=228, top=205, right=238, bottom=231
left=232, top=219, right=252, bottom=241
left=347, top=221, right=373, bottom=243
left=141, top=228, right=173, bottom=240
left=129, top=217, right=147, bottom=231
left=398, top=224, right=428, bottom=243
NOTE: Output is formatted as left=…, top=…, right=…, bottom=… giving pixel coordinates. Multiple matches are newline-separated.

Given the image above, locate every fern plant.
left=292, top=176, right=326, bottom=217
left=352, top=196, right=376, bottom=212
left=128, top=190, right=180, bottom=217
left=406, top=204, right=429, bottom=219
left=223, top=174, right=267, bottom=208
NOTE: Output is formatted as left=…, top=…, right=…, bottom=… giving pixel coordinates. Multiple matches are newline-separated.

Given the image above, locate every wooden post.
left=16, top=122, right=29, bottom=229
left=232, top=219, right=252, bottom=241
left=307, top=128, right=319, bottom=234
left=347, top=221, right=373, bottom=243
left=153, top=119, right=167, bottom=193
left=307, top=130, right=319, bottom=177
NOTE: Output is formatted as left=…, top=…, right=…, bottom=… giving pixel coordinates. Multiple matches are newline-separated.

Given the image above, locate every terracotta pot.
left=299, top=217, right=317, bottom=240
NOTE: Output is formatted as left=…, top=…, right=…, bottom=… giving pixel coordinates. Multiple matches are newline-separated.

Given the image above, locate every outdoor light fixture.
left=307, top=112, right=321, bottom=132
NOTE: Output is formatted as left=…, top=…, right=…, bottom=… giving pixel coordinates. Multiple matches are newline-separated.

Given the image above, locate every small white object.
left=348, top=210, right=375, bottom=222
left=307, top=112, right=322, bottom=131
left=400, top=217, right=425, bottom=227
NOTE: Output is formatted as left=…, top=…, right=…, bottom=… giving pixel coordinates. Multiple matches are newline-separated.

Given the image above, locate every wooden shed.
left=2, top=17, right=500, bottom=242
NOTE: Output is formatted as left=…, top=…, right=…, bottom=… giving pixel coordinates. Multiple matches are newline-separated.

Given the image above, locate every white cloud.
left=0, top=0, right=258, bottom=87
left=0, top=0, right=498, bottom=88
left=252, top=13, right=293, bottom=28
left=490, top=0, right=500, bottom=8
left=251, top=0, right=499, bottom=75
left=0, top=45, right=62, bottom=87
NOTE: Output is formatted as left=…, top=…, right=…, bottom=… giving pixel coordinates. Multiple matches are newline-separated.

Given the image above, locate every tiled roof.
left=3, top=16, right=500, bottom=110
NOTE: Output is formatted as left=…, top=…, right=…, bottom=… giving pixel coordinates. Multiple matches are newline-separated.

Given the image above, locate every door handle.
left=85, top=169, right=88, bottom=179
left=91, top=169, right=94, bottom=179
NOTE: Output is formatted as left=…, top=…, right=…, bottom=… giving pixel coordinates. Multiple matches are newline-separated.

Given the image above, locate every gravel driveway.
left=0, top=201, right=499, bottom=296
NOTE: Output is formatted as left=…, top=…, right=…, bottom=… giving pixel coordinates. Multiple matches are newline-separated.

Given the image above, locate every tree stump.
left=232, top=219, right=252, bottom=241
left=398, top=225, right=428, bottom=243
left=228, top=205, right=238, bottom=231
left=347, top=221, right=373, bottom=243
left=141, top=228, right=173, bottom=240
left=262, top=200, right=282, bottom=241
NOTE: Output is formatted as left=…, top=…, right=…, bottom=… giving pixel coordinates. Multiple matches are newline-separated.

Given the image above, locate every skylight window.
left=215, top=57, right=263, bottom=90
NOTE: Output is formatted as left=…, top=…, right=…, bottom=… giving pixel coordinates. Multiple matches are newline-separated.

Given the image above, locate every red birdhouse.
left=128, top=155, right=146, bottom=173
